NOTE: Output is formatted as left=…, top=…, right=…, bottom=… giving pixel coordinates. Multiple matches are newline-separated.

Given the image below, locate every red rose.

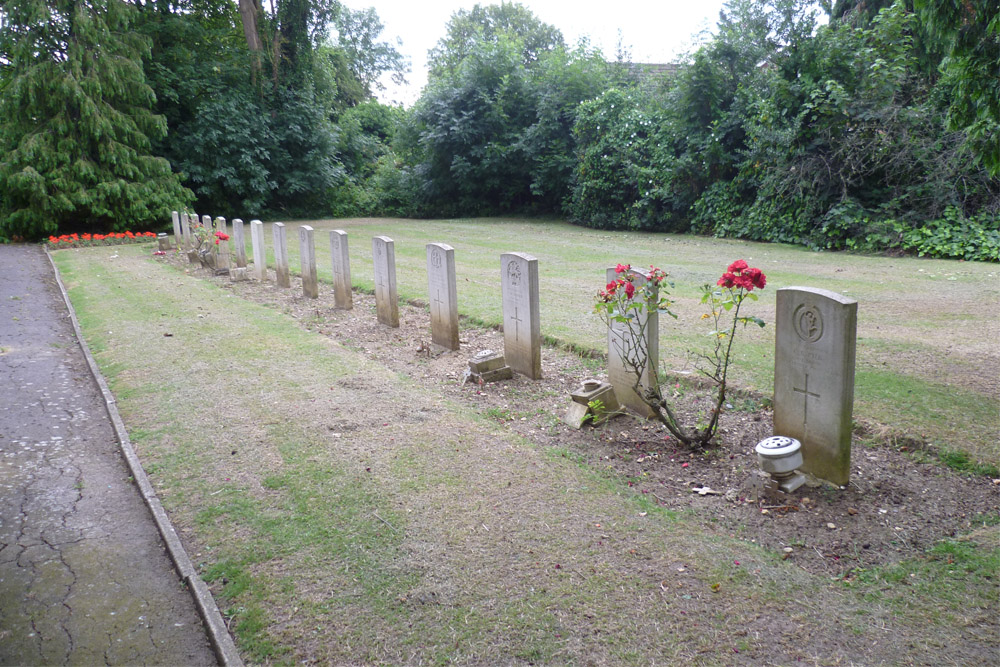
left=615, top=263, right=631, bottom=274
left=624, top=281, right=636, bottom=298
left=734, top=274, right=754, bottom=290
left=717, top=272, right=736, bottom=288
left=606, top=281, right=618, bottom=292
left=728, top=259, right=748, bottom=273
left=745, top=267, right=766, bottom=289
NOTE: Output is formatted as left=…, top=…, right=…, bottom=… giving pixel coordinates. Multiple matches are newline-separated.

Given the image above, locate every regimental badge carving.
left=506, top=260, right=521, bottom=286
left=431, top=248, right=443, bottom=269
left=793, top=304, right=823, bottom=343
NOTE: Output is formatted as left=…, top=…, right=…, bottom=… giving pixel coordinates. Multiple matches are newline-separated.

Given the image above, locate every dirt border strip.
left=45, top=248, right=243, bottom=667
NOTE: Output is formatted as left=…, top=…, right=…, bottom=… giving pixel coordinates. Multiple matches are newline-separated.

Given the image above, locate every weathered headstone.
left=214, top=217, right=230, bottom=272
left=171, top=211, right=182, bottom=249
left=232, top=218, right=247, bottom=268
left=606, top=267, right=658, bottom=418
left=250, top=220, right=267, bottom=281
left=157, top=233, right=170, bottom=252
left=180, top=212, right=191, bottom=251
left=500, top=252, right=541, bottom=379
left=299, top=226, right=318, bottom=299
left=773, top=286, right=858, bottom=486
left=201, top=214, right=212, bottom=233
left=372, top=236, right=399, bottom=327
left=273, top=222, right=291, bottom=288
left=329, top=230, right=353, bottom=309
left=426, top=243, right=459, bottom=350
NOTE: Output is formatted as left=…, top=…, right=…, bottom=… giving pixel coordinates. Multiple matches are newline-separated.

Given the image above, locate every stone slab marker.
left=180, top=212, right=191, bottom=250
left=232, top=218, right=247, bottom=268
left=214, top=217, right=230, bottom=272
left=426, top=243, right=459, bottom=350
left=250, top=219, right=267, bottom=281
left=606, top=267, right=658, bottom=418
left=774, top=286, right=857, bottom=486
left=329, top=230, right=352, bottom=310
left=201, top=214, right=212, bottom=233
left=299, top=226, right=318, bottom=298
left=372, top=236, right=399, bottom=327
left=501, top=252, right=541, bottom=379
left=171, top=211, right=181, bottom=249
left=273, top=222, right=290, bottom=288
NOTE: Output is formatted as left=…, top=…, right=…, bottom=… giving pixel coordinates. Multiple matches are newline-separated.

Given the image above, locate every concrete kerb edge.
left=45, top=248, right=244, bottom=667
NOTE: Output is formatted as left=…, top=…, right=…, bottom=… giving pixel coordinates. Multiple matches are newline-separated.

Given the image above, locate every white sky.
left=349, top=0, right=729, bottom=106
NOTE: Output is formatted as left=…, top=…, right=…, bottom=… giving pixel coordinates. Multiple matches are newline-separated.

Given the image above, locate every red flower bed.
left=46, top=231, right=157, bottom=248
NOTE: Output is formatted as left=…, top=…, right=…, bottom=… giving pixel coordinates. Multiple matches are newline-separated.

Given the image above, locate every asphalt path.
left=0, top=244, right=216, bottom=665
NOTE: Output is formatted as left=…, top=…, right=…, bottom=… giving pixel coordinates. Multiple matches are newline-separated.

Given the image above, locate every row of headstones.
left=169, top=212, right=543, bottom=380
left=170, top=213, right=857, bottom=486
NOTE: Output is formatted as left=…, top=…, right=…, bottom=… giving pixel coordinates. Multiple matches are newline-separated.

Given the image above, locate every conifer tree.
left=0, top=0, right=191, bottom=240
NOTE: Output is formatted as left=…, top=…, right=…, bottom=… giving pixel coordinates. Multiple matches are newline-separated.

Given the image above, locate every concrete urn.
left=755, top=436, right=806, bottom=492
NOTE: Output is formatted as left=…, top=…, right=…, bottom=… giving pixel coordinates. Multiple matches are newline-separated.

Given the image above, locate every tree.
left=331, top=6, right=407, bottom=98
left=428, top=1, right=563, bottom=78
left=0, top=0, right=191, bottom=240
left=915, top=0, right=1000, bottom=176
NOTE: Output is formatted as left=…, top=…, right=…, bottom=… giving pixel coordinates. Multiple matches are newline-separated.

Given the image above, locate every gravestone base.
left=465, top=350, right=513, bottom=384
left=564, top=380, right=620, bottom=428
left=186, top=250, right=199, bottom=264
left=469, top=350, right=505, bottom=374
left=230, top=267, right=248, bottom=282
left=775, top=472, right=807, bottom=493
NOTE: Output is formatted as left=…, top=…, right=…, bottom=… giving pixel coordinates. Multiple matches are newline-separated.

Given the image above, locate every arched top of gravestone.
left=606, top=265, right=652, bottom=283
left=778, top=286, right=857, bottom=306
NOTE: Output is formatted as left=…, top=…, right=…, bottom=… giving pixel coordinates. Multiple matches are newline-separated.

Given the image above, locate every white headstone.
left=299, top=226, right=318, bottom=299
left=606, top=267, right=658, bottom=418
left=214, top=217, right=230, bottom=272
left=774, top=286, right=858, bottom=486
left=372, top=236, right=399, bottom=327
left=232, top=218, right=247, bottom=268
left=180, top=211, right=191, bottom=250
left=329, top=230, right=353, bottom=310
left=201, top=214, right=212, bottom=235
left=501, top=252, right=541, bottom=379
left=250, top=219, right=267, bottom=282
left=426, top=243, right=459, bottom=350
left=171, top=211, right=181, bottom=249
left=273, top=222, right=290, bottom=288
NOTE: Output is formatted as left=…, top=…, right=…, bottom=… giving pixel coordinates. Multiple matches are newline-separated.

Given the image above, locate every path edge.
left=45, top=247, right=244, bottom=667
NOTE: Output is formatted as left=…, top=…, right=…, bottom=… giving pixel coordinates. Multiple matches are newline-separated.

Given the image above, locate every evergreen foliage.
left=0, top=0, right=192, bottom=240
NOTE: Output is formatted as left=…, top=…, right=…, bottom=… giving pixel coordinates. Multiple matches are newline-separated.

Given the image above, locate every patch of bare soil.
left=174, top=256, right=999, bottom=583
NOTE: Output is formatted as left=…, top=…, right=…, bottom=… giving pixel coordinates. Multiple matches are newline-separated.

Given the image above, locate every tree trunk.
left=238, top=0, right=263, bottom=78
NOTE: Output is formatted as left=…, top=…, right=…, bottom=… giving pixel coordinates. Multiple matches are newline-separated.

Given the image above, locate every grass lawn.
left=50, top=241, right=998, bottom=665
left=240, top=216, right=999, bottom=465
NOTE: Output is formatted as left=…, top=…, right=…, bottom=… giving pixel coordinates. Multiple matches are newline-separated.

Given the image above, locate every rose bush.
left=595, top=259, right=766, bottom=449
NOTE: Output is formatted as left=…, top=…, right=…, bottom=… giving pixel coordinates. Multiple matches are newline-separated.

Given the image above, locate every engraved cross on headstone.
left=793, top=373, right=821, bottom=430
left=509, top=306, right=523, bottom=342
left=432, top=288, right=445, bottom=318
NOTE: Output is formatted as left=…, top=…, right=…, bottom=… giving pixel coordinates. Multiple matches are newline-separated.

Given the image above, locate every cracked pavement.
left=0, top=245, right=216, bottom=665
